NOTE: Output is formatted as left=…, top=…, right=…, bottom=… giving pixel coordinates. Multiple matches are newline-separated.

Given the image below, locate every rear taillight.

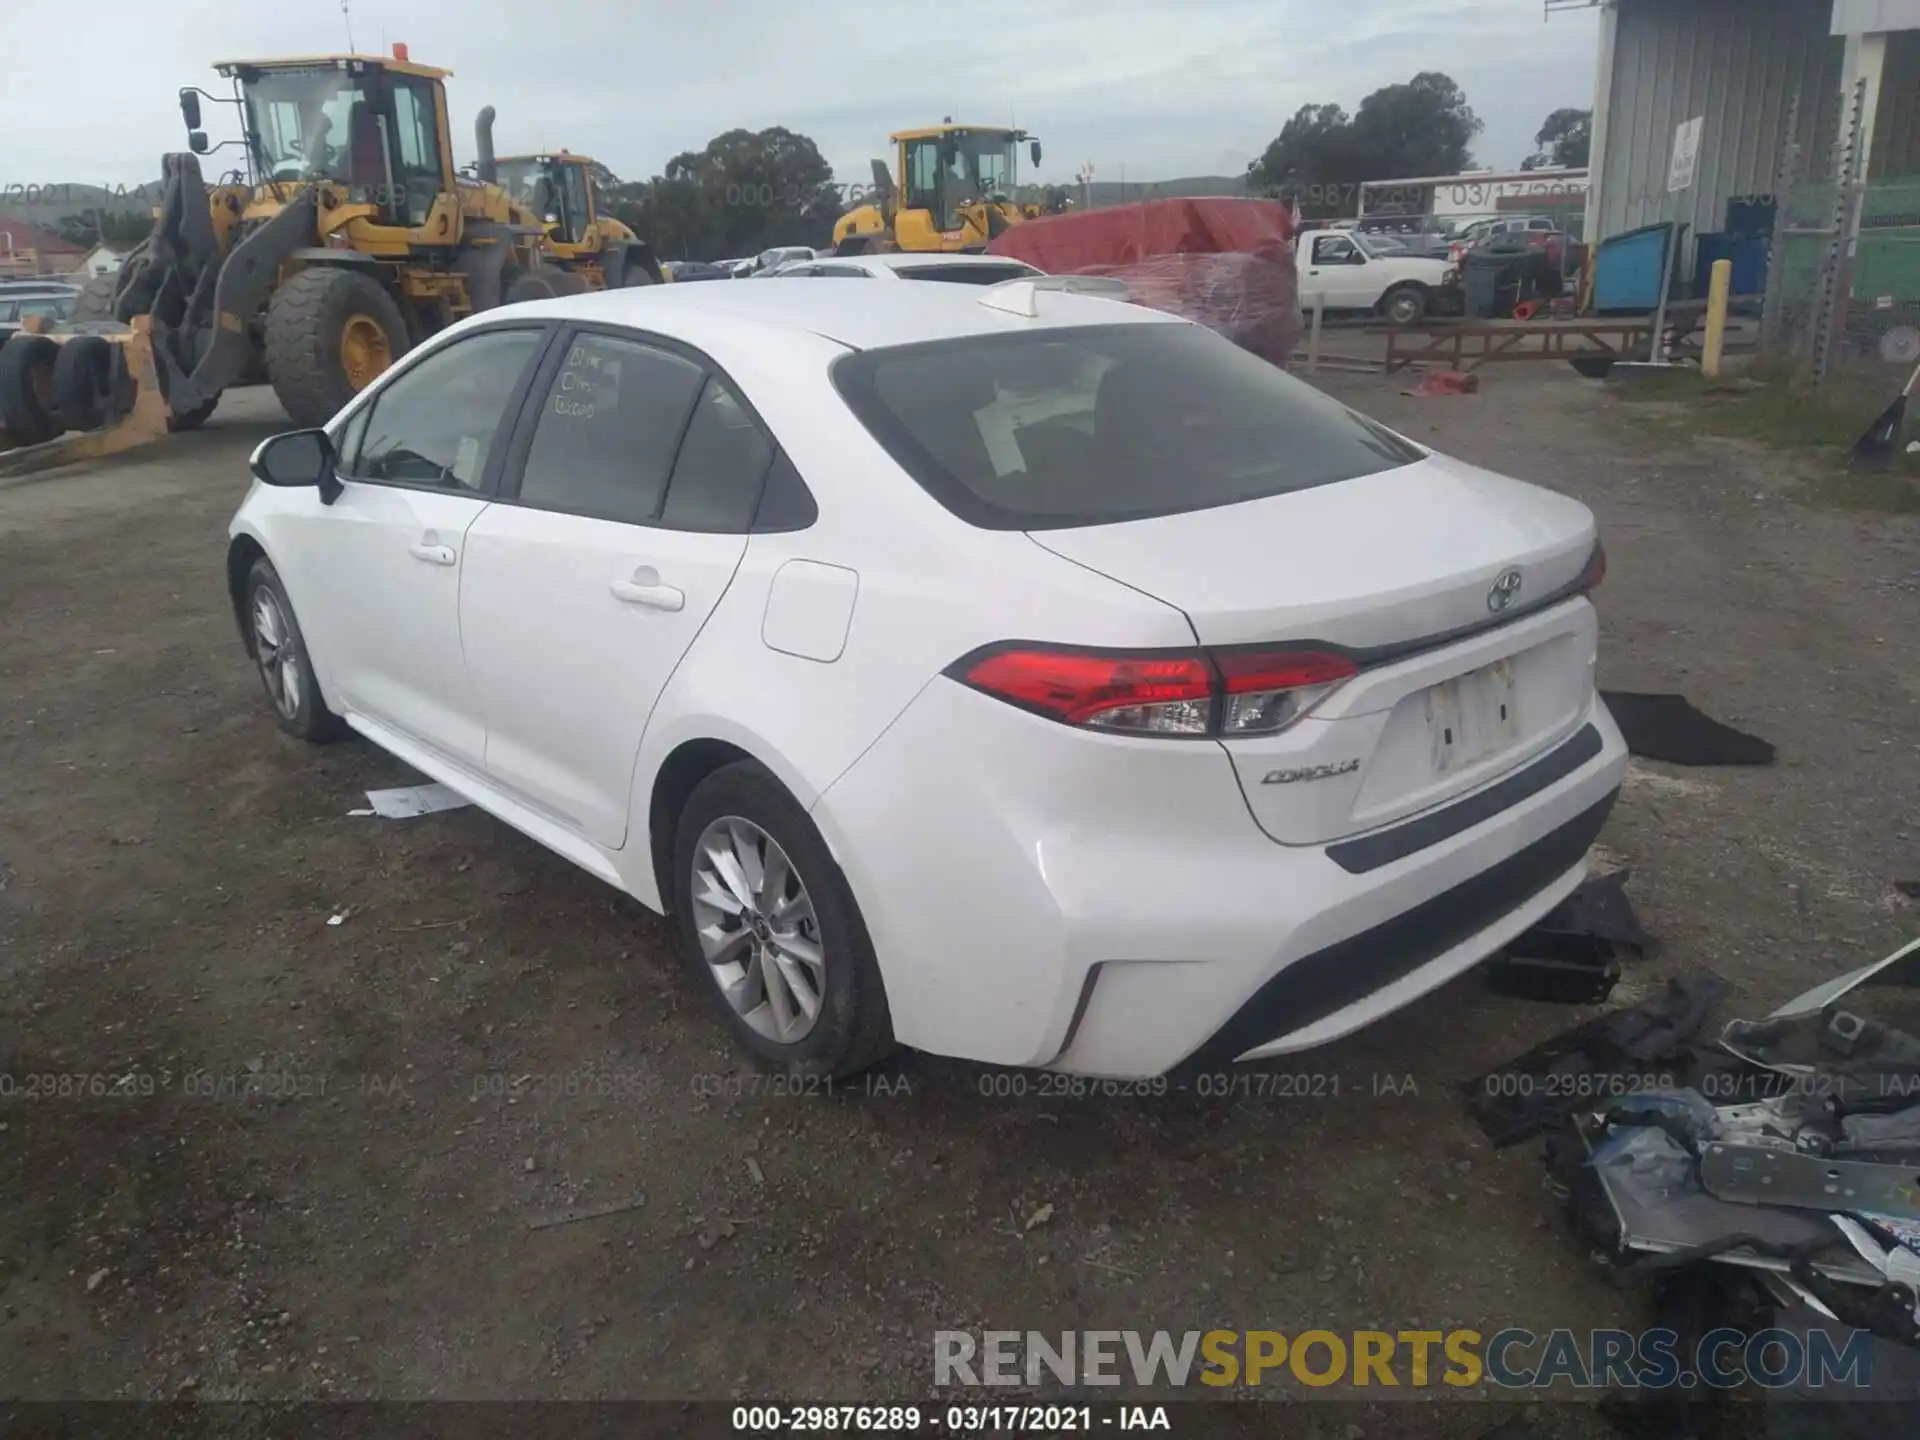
left=1215, top=648, right=1358, bottom=735
left=959, top=649, right=1215, bottom=734
left=1574, top=540, right=1606, bottom=594
left=952, top=645, right=1358, bottom=739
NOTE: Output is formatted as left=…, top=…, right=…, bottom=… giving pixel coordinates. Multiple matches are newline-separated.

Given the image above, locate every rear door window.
left=659, top=376, right=776, bottom=531
left=511, top=332, right=707, bottom=524
left=832, top=322, right=1421, bottom=530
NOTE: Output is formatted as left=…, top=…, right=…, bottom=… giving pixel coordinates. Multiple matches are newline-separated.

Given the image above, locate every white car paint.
left=229, top=279, right=1624, bottom=1079
left=1296, top=229, right=1453, bottom=315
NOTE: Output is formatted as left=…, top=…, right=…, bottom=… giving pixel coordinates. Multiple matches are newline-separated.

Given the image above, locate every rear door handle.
left=611, top=577, right=685, bottom=611
left=408, top=541, right=456, bottom=566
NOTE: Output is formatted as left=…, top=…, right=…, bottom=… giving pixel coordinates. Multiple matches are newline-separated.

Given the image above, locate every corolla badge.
left=1487, top=569, right=1523, bottom=613
left=1262, top=758, right=1361, bottom=786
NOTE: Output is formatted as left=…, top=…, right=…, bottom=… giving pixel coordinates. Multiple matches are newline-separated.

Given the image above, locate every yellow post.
left=1702, top=258, right=1733, bottom=376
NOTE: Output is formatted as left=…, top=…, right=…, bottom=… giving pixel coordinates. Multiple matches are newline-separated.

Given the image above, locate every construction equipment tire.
left=265, top=267, right=410, bottom=429
left=504, top=269, right=586, bottom=305
left=51, top=335, right=117, bottom=432
left=70, top=273, right=123, bottom=324
left=0, top=335, right=62, bottom=446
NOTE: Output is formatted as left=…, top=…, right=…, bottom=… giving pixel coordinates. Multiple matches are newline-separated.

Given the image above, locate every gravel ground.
left=1, top=367, right=1915, bottom=1428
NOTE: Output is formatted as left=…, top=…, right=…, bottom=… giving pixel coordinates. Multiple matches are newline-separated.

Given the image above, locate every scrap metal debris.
left=1599, top=692, right=1776, bottom=767
left=1519, top=938, right=1920, bottom=1367
left=526, top=1195, right=647, bottom=1232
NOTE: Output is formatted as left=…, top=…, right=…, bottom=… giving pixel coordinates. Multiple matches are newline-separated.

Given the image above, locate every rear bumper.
left=1178, top=784, right=1615, bottom=1072
left=811, top=682, right=1628, bottom=1079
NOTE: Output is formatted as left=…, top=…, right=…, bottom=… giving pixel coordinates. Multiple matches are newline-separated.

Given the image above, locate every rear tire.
left=243, top=557, right=344, bottom=743
left=265, top=267, right=410, bottom=429
left=1380, top=284, right=1429, bottom=327
left=0, top=335, right=62, bottom=446
left=503, top=269, right=586, bottom=304
left=835, top=235, right=874, bottom=257
left=671, top=761, right=895, bottom=1079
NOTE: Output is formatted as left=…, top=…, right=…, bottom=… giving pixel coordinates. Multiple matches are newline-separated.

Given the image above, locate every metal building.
left=1565, top=0, right=1920, bottom=364
left=1572, top=0, right=1920, bottom=237
left=1568, top=0, right=1842, bottom=245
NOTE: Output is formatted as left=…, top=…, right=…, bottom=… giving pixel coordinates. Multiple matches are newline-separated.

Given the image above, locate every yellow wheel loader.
left=57, top=45, right=655, bottom=438
left=832, top=122, right=1043, bottom=256
left=474, top=116, right=663, bottom=297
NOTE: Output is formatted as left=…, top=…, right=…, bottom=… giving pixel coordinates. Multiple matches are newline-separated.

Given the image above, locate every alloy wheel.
left=251, top=588, right=302, bottom=721
left=690, top=816, right=826, bottom=1044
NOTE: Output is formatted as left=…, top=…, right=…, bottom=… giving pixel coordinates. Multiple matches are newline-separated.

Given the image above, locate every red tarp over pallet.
left=986, top=198, right=1303, bottom=366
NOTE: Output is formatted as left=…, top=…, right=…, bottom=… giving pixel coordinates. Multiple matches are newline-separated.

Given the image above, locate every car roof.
left=0, top=280, right=79, bottom=295
left=495, top=276, right=1184, bottom=353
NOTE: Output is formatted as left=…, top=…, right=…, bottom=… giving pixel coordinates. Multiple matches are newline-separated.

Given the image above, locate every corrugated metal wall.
left=1594, top=0, right=1842, bottom=242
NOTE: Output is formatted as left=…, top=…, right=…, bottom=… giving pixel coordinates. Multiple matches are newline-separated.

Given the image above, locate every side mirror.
left=250, top=428, right=334, bottom=488
left=179, top=88, right=202, bottom=130
left=1030, top=140, right=1042, bottom=167
left=188, top=131, right=210, bottom=155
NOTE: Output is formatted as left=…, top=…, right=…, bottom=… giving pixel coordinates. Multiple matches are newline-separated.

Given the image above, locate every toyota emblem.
left=1487, top=569, right=1523, bottom=613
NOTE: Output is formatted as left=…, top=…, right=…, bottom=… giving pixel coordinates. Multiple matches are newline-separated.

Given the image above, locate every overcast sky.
left=1, top=1, right=1597, bottom=191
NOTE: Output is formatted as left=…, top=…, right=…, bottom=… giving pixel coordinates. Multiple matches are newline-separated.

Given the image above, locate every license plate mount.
left=1426, top=659, right=1520, bottom=776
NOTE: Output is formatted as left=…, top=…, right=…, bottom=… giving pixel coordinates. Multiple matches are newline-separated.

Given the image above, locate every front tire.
left=265, top=267, right=411, bottom=429
left=244, top=558, right=344, bottom=743
left=672, top=761, right=894, bottom=1079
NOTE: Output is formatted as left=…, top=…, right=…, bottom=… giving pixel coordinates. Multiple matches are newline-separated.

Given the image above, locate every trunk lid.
left=1028, top=454, right=1602, bottom=845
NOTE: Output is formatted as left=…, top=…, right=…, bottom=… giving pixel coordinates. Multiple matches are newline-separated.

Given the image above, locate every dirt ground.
left=1, top=363, right=1916, bottom=1426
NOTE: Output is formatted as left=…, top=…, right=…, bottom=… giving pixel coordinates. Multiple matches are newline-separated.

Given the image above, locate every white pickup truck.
left=1296, top=229, right=1455, bottom=326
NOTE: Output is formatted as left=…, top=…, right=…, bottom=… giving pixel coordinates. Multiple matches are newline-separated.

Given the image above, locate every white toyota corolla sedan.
left=228, top=278, right=1626, bottom=1080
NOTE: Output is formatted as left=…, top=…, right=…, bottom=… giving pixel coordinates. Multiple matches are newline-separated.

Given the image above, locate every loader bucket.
left=0, top=317, right=174, bottom=480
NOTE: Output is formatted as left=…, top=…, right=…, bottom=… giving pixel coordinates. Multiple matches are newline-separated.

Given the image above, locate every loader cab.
left=218, top=51, right=456, bottom=229
left=895, top=125, right=1039, bottom=240
left=497, top=154, right=597, bottom=247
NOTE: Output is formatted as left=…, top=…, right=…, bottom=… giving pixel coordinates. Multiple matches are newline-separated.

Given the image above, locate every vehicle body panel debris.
left=350, top=783, right=473, bottom=820
left=1483, top=869, right=1651, bottom=1002
left=1463, top=971, right=1732, bottom=1147
left=1598, top=691, right=1776, bottom=766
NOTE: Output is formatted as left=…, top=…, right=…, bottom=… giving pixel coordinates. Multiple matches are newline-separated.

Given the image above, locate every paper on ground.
left=352, top=783, right=472, bottom=819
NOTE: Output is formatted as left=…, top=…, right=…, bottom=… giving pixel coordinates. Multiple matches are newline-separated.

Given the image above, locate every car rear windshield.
left=831, top=323, right=1423, bottom=530
left=892, top=263, right=1037, bottom=286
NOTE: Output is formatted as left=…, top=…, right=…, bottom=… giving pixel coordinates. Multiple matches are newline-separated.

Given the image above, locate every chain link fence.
left=1764, top=60, right=1920, bottom=378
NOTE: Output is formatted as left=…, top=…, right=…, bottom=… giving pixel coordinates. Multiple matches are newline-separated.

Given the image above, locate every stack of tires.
left=0, top=331, right=132, bottom=448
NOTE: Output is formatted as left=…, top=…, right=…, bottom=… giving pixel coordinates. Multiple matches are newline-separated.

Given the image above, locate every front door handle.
left=408, top=541, right=456, bottom=566
left=611, top=571, right=685, bottom=611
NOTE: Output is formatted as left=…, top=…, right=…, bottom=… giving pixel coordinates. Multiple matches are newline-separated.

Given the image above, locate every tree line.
left=1244, top=72, right=1591, bottom=219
